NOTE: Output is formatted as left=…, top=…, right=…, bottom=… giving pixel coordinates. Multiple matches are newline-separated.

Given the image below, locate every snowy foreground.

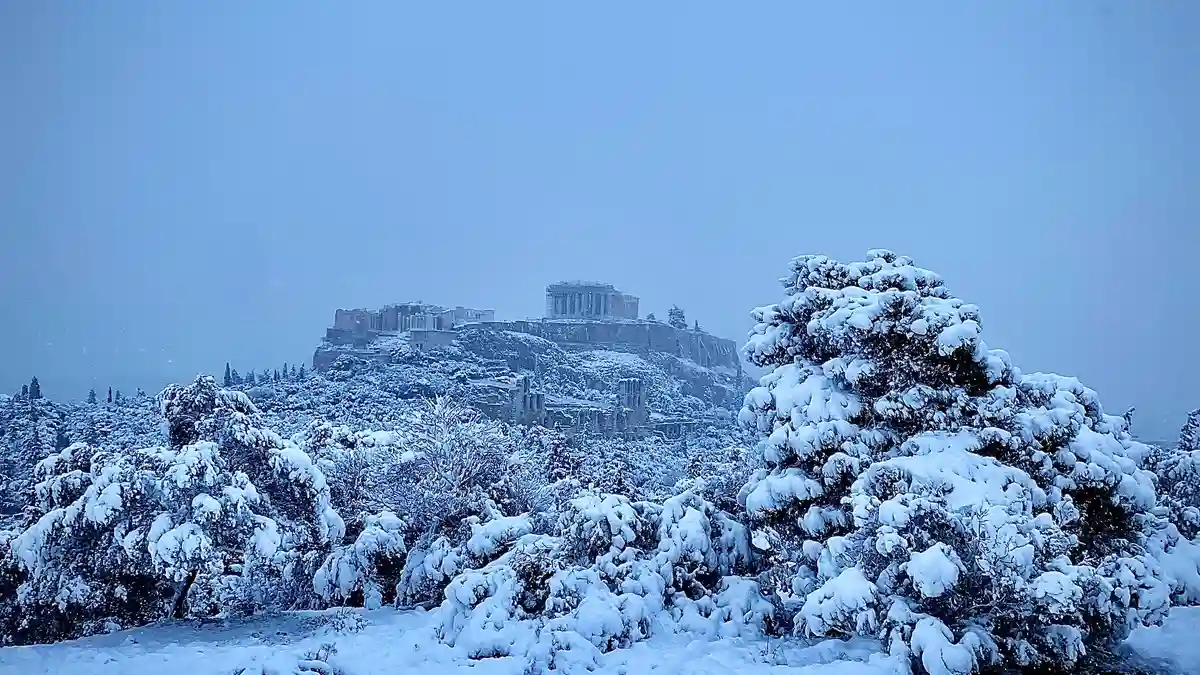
left=2, top=607, right=1198, bottom=675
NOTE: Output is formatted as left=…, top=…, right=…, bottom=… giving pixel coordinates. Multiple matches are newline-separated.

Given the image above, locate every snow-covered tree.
left=86, top=389, right=97, bottom=405
left=0, top=396, right=63, bottom=522
left=107, top=387, right=113, bottom=404
left=28, top=378, right=41, bottom=400
left=369, top=397, right=509, bottom=526
left=1, top=376, right=345, bottom=644
left=1144, top=409, right=1200, bottom=541
left=1180, top=409, right=1200, bottom=454
left=224, top=363, right=233, bottom=388
left=739, top=250, right=1168, bottom=674
left=668, top=306, right=687, bottom=330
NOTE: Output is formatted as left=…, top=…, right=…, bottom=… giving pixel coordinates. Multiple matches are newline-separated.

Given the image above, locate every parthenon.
left=544, top=281, right=639, bottom=320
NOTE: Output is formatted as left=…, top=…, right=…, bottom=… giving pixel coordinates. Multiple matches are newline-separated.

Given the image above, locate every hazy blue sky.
left=0, top=2, right=1195, bottom=439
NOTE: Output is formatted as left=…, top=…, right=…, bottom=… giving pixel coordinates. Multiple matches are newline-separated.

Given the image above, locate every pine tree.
left=107, top=387, right=113, bottom=404
left=29, top=377, right=41, bottom=400
left=20, top=384, right=28, bottom=398
left=291, top=365, right=299, bottom=379
left=283, top=362, right=289, bottom=379
left=114, top=390, right=123, bottom=403
left=298, top=365, right=306, bottom=379
left=740, top=249, right=1167, bottom=674
left=1145, top=409, right=1200, bottom=541
left=230, top=369, right=242, bottom=385
left=1180, top=409, right=1200, bottom=453
left=87, top=389, right=97, bottom=405
left=246, top=370, right=256, bottom=386
left=273, top=369, right=280, bottom=382
left=1123, top=406, right=1136, bottom=432
left=667, top=305, right=687, bottom=329
left=223, top=363, right=233, bottom=388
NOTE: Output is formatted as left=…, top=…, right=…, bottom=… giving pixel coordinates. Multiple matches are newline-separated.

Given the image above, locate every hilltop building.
left=545, top=282, right=639, bottom=320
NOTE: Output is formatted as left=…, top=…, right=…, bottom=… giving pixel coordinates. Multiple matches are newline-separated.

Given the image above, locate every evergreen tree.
left=20, top=384, right=28, bottom=398
left=667, top=305, right=687, bottom=329
left=86, top=389, right=97, bottom=405
left=1144, top=409, right=1200, bottom=541
left=114, top=390, right=123, bottom=403
left=298, top=365, right=306, bottom=379
left=246, top=370, right=256, bottom=386
left=291, top=365, right=299, bottom=379
left=273, top=369, right=281, bottom=382
left=29, top=377, right=41, bottom=400
left=223, top=363, right=233, bottom=388
left=1122, top=406, right=1136, bottom=432
left=230, top=369, right=242, bottom=385
left=283, top=362, right=289, bottom=379
left=740, top=249, right=1167, bottom=674
left=107, top=387, right=113, bottom=404
left=1180, top=409, right=1200, bottom=453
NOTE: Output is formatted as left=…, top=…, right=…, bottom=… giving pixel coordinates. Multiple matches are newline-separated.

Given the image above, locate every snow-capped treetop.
left=738, top=249, right=1170, bottom=675
left=159, top=375, right=258, bottom=449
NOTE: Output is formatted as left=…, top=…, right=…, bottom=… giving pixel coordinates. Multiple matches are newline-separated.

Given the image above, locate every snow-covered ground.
left=3, top=607, right=1197, bottom=675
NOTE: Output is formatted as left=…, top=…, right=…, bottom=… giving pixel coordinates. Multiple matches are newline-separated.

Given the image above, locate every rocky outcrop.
left=466, top=320, right=740, bottom=372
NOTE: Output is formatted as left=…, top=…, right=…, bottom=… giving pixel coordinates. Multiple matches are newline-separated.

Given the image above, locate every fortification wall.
left=467, top=320, right=741, bottom=371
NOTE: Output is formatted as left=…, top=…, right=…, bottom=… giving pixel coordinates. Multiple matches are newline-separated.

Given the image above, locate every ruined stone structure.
left=545, top=282, right=639, bottom=320
left=618, top=378, right=647, bottom=428
left=331, top=302, right=494, bottom=338
left=511, top=376, right=547, bottom=426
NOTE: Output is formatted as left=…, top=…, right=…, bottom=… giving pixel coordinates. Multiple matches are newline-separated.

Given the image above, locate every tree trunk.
left=172, top=569, right=197, bottom=619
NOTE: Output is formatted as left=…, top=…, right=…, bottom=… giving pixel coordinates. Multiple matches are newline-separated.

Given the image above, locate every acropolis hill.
left=311, top=282, right=745, bottom=438
left=312, top=281, right=740, bottom=375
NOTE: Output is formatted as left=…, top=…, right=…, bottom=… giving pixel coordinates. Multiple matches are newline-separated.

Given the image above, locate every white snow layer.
left=5, top=605, right=1195, bottom=675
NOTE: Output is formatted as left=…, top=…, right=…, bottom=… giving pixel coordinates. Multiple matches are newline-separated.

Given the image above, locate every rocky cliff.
left=466, top=320, right=741, bottom=373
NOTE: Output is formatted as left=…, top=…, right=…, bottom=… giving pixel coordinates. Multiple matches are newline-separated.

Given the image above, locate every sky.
left=0, top=2, right=1196, bottom=440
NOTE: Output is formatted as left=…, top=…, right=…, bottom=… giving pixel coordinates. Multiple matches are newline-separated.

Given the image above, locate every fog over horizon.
left=1, top=2, right=1196, bottom=440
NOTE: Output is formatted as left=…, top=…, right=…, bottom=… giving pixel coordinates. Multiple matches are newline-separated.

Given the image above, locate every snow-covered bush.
left=358, top=396, right=510, bottom=528
left=434, top=486, right=771, bottom=665
left=739, top=250, right=1170, bottom=674
left=0, top=376, right=346, bottom=645
left=314, top=510, right=407, bottom=609
left=1141, top=408, right=1200, bottom=606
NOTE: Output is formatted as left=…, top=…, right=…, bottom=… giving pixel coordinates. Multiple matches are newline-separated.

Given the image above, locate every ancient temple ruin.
left=545, top=282, right=639, bottom=320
